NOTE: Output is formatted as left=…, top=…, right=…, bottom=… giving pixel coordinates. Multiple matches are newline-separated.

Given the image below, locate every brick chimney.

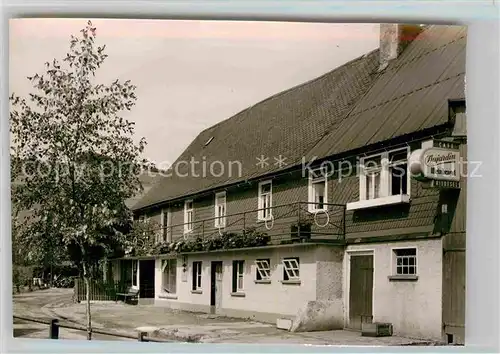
left=379, top=23, right=424, bottom=71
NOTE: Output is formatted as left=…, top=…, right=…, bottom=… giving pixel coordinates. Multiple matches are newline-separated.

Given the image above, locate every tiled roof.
left=307, top=25, right=466, bottom=160
left=133, top=25, right=466, bottom=211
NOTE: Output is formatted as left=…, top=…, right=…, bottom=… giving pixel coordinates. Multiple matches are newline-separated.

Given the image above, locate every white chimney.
left=379, top=24, right=424, bottom=72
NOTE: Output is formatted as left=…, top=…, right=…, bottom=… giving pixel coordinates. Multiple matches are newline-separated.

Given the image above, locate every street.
left=12, top=288, right=435, bottom=345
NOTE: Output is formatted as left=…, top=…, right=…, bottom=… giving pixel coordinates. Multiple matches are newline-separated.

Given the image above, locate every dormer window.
left=347, top=147, right=411, bottom=211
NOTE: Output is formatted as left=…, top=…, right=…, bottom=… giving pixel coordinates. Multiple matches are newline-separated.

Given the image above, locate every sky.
left=9, top=19, right=380, bottom=164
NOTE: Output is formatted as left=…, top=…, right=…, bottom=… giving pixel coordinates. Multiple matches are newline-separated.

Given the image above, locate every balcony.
left=139, top=202, right=346, bottom=256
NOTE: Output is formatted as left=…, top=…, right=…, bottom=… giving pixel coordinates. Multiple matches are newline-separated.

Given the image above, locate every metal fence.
left=13, top=315, right=171, bottom=342
left=149, top=201, right=346, bottom=245
left=73, top=279, right=127, bottom=302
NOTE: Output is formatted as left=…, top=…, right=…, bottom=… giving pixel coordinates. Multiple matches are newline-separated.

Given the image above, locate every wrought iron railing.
left=148, top=201, right=346, bottom=245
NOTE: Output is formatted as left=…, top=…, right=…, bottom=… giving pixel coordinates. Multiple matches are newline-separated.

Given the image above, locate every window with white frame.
left=393, top=248, right=417, bottom=275
left=192, top=261, right=202, bottom=291
left=363, top=155, right=382, bottom=200
left=308, top=168, right=328, bottom=211
left=132, top=260, right=138, bottom=287
left=258, top=181, right=272, bottom=220
left=214, top=192, right=227, bottom=228
left=255, top=259, right=271, bottom=281
left=161, top=208, right=172, bottom=243
left=282, top=257, right=300, bottom=281
left=360, top=147, right=410, bottom=201
left=184, top=200, right=194, bottom=234
left=161, top=259, right=177, bottom=294
left=232, top=260, right=245, bottom=292
left=388, top=149, right=409, bottom=196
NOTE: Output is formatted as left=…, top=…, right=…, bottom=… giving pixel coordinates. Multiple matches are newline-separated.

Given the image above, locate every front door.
left=210, top=261, right=223, bottom=314
left=139, top=260, right=155, bottom=298
left=348, top=254, right=374, bottom=330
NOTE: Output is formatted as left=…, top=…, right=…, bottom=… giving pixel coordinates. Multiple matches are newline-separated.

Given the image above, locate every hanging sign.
left=409, top=144, right=461, bottom=183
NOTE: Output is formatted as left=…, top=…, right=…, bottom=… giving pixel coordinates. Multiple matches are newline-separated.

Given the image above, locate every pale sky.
left=9, top=19, right=380, bottom=164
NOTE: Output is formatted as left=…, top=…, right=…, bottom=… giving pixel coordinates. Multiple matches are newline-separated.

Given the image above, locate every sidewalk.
left=44, top=300, right=436, bottom=345
left=13, top=288, right=441, bottom=345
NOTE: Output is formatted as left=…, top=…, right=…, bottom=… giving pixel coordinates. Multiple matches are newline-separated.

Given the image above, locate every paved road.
left=12, top=288, right=434, bottom=345
left=13, top=318, right=134, bottom=341
left=12, top=288, right=135, bottom=341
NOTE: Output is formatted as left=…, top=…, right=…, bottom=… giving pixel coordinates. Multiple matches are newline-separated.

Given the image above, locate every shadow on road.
left=13, top=328, right=43, bottom=337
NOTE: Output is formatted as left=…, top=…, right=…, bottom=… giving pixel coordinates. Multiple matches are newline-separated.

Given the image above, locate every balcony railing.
left=148, top=201, right=346, bottom=245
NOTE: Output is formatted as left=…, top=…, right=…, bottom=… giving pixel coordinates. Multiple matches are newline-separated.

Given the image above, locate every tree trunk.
left=82, top=261, right=92, bottom=340
left=50, top=263, right=53, bottom=288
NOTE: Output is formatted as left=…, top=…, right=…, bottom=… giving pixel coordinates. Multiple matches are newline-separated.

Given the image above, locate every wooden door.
left=443, top=231, right=466, bottom=344
left=210, top=261, right=223, bottom=313
left=348, top=255, right=374, bottom=330
left=441, top=143, right=466, bottom=345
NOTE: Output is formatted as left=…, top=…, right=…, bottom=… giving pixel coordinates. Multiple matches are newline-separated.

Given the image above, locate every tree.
left=12, top=206, right=72, bottom=285
left=123, top=218, right=162, bottom=256
left=10, top=20, right=146, bottom=340
left=11, top=211, right=34, bottom=293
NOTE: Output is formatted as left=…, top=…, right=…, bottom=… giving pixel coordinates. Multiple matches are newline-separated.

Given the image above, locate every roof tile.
left=133, top=25, right=466, bottom=211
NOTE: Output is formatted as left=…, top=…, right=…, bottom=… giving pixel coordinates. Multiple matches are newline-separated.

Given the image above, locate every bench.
left=115, top=287, right=139, bottom=303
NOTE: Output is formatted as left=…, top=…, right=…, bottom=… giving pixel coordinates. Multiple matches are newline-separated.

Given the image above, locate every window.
left=359, top=147, right=410, bottom=201
left=132, top=260, right=138, bottom=287
left=184, top=200, right=194, bottom=234
left=161, top=208, right=172, bottom=242
left=389, top=150, right=408, bottom=196
left=347, top=147, right=410, bottom=210
left=192, top=261, right=202, bottom=291
left=282, top=257, right=300, bottom=281
left=363, top=155, right=382, bottom=200
left=161, top=259, right=177, bottom=294
left=308, top=168, right=328, bottom=212
left=258, top=181, right=272, bottom=220
left=232, top=260, right=245, bottom=292
left=214, top=192, right=227, bottom=228
left=394, top=248, right=417, bottom=275
left=255, top=259, right=271, bottom=281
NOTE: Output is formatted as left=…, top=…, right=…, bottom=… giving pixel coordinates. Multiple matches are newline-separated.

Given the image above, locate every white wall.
left=154, top=245, right=342, bottom=319
left=344, top=239, right=443, bottom=340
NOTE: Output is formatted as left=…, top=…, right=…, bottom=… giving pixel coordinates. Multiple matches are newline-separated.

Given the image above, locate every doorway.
left=210, top=261, right=223, bottom=314
left=139, top=260, right=155, bottom=299
left=348, top=254, right=374, bottom=330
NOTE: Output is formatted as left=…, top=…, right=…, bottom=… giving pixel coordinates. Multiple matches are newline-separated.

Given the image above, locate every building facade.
left=110, top=24, right=467, bottom=344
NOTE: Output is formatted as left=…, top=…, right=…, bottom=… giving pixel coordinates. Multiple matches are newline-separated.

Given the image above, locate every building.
left=110, top=24, right=467, bottom=344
